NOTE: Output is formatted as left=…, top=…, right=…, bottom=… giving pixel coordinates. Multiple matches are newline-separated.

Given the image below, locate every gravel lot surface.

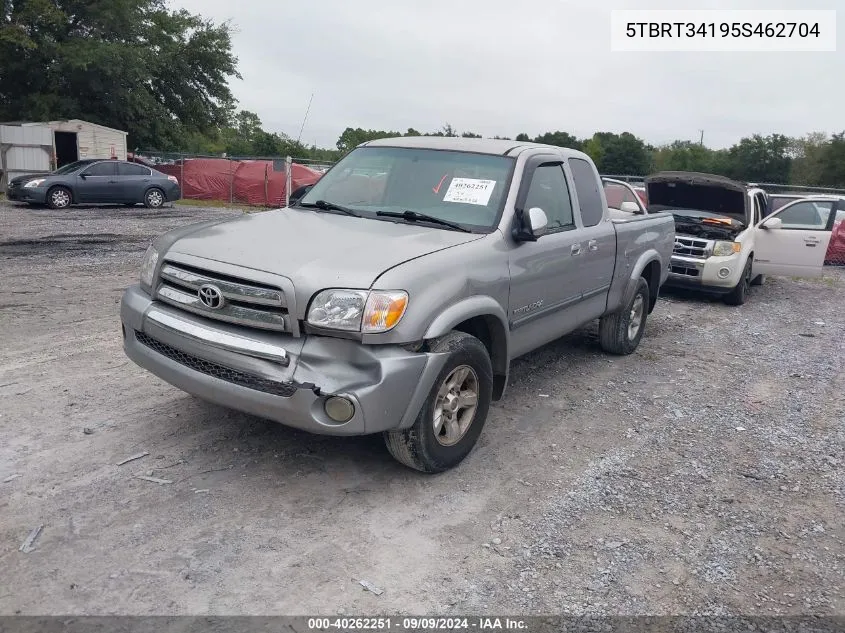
left=1, top=201, right=842, bottom=616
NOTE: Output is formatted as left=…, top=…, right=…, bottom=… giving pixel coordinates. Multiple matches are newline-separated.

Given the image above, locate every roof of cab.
left=360, top=135, right=588, bottom=158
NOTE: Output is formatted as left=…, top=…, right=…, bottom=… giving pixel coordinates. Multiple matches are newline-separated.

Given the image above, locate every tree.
left=461, top=131, right=482, bottom=138
left=0, top=0, right=240, bottom=149
left=583, top=132, right=650, bottom=175
left=336, top=127, right=400, bottom=153
left=652, top=140, right=715, bottom=173
left=533, top=131, right=581, bottom=150
left=725, top=134, right=792, bottom=183
left=515, top=133, right=531, bottom=142
left=790, top=132, right=830, bottom=186
left=817, top=132, right=845, bottom=187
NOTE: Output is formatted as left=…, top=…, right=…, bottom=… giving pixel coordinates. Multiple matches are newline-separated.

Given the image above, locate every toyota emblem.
left=198, top=284, right=224, bottom=309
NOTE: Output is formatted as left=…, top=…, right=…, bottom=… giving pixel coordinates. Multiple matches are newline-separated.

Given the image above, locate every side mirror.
left=79, top=173, right=88, bottom=179
left=528, top=207, right=549, bottom=237
left=762, top=217, right=783, bottom=230
left=289, top=184, right=312, bottom=205
left=620, top=201, right=643, bottom=214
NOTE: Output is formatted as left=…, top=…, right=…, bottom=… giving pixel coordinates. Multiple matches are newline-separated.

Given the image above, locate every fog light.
left=718, top=267, right=731, bottom=279
left=324, top=396, right=355, bottom=423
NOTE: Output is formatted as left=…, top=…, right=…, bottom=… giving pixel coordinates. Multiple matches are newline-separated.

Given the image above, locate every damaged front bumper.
left=120, top=285, right=449, bottom=435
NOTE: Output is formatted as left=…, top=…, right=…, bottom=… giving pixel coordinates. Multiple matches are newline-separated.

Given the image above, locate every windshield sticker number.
left=442, top=178, right=497, bottom=206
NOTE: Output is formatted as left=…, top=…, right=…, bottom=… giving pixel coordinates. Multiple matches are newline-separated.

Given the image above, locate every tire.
left=724, top=258, right=752, bottom=306
left=383, top=331, right=493, bottom=473
left=599, top=277, right=650, bottom=355
left=46, top=186, right=72, bottom=210
left=144, top=188, right=165, bottom=209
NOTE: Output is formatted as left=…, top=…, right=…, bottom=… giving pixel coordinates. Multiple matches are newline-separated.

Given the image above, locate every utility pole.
left=699, top=130, right=704, bottom=146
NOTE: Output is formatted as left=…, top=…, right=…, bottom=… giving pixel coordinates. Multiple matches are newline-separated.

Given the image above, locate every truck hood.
left=167, top=207, right=485, bottom=289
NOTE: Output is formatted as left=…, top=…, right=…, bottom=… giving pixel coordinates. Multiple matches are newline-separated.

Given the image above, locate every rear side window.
left=522, top=165, right=574, bottom=231
left=118, top=163, right=150, bottom=176
left=82, top=162, right=116, bottom=176
left=568, top=158, right=604, bottom=227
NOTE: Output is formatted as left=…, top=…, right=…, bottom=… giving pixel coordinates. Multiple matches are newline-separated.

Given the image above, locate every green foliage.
left=0, top=0, right=240, bottom=149
left=532, top=131, right=581, bottom=150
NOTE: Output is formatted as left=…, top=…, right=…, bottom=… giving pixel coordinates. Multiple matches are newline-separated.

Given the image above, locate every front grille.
left=135, top=330, right=297, bottom=397
left=670, top=264, right=700, bottom=277
left=156, top=262, right=289, bottom=332
left=673, top=237, right=710, bottom=258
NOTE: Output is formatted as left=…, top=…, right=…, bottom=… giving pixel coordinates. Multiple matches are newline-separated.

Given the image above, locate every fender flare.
left=423, top=295, right=510, bottom=375
left=626, top=249, right=664, bottom=312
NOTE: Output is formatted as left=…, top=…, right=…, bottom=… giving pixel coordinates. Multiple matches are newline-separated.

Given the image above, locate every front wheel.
left=724, top=259, right=752, bottom=306
left=144, top=188, right=165, bottom=209
left=599, top=277, right=650, bottom=355
left=47, top=186, right=72, bottom=210
left=384, top=331, right=492, bottom=473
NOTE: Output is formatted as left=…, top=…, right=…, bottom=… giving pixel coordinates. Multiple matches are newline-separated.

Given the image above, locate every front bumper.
left=664, top=253, right=744, bottom=292
left=164, top=184, right=182, bottom=202
left=6, top=185, right=47, bottom=203
left=120, top=285, right=449, bottom=436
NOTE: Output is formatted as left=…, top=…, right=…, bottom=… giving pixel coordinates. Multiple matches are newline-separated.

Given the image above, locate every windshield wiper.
left=376, top=210, right=471, bottom=233
left=299, top=199, right=361, bottom=217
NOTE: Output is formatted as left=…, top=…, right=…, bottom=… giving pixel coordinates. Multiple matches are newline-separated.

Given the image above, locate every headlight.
left=139, top=245, right=159, bottom=290
left=24, top=178, right=46, bottom=188
left=307, top=289, right=409, bottom=333
left=712, top=241, right=740, bottom=257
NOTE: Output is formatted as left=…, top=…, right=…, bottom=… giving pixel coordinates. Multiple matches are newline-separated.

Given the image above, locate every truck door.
left=752, top=198, right=839, bottom=278
left=568, top=158, right=617, bottom=321
left=507, top=157, right=584, bottom=358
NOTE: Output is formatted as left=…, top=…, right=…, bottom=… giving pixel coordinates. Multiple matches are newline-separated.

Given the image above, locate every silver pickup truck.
left=121, top=137, right=675, bottom=472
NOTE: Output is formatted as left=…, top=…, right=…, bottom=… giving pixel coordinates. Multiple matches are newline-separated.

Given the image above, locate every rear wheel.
left=144, top=188, right=165, bottom=209
left=599, top=277, right=650, bottom=355
left=46, top=186, right=72, bottom=210
left=384, top=331, right=492, bottom=473
left=724, top=259, right=752, bottom=305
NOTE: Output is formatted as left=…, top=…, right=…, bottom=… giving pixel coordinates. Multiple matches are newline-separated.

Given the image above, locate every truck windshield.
left=297, top=146, right=515, bottom=232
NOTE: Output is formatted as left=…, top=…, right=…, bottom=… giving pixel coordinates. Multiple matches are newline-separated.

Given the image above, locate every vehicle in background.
left=6, top=159, right=181, bottom=209
left=121, top=137, right=675, bottom=473
left=828, top=205, right=845, bottom=265
left=646, top=171, right=839, bottom=305
left=603, top=178, right=648, bottom=218
left=765, top=192, right=833, bottom=217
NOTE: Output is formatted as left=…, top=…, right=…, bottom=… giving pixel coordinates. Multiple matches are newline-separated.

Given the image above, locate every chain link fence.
left=131, top=151, right=330, bottom=207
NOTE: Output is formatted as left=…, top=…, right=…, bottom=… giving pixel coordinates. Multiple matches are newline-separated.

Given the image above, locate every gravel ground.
left=0, top=201, right=842, bottom=616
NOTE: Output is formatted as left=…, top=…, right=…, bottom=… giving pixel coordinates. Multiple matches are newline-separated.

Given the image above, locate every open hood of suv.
left=646, top=171, right=748, bottom=219
left=167, top=207, right=485, bottom=290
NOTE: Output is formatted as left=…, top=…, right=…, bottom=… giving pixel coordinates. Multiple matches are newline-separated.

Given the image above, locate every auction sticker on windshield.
left=442, top=178, right=497, bottom=205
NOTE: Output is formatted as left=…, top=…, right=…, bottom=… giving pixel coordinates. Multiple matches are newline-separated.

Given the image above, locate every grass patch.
left=175, top=198, right=271, bottom=213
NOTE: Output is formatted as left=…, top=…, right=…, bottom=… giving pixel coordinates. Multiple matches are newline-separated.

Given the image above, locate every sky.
left=174, top=0, right=843, bottom=150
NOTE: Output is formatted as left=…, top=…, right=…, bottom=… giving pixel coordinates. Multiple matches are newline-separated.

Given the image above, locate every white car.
left=644, top=172, right=840, bottom=305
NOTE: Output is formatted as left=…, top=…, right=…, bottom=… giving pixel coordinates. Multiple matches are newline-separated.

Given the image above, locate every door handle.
left=588, top=239, right=598, bottom=251
left=571, top=243, right=582, bottom=255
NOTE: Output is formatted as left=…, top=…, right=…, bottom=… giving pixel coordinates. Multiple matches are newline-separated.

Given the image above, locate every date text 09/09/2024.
left=307, top=617, right=528, bottom=631
left=625, top=22, right=821, bottom=38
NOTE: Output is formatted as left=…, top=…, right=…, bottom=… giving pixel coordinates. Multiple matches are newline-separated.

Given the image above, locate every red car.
left=827, top=207, right=845, bottom=266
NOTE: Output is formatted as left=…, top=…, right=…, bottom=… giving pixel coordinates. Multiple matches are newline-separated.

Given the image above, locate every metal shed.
left=0, top=119, right=128, bottom=191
